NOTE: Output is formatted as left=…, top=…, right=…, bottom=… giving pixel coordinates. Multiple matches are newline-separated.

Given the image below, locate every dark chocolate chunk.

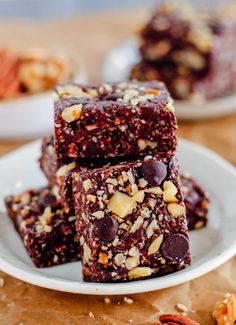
left=161, top=233, right=189, bottom=262
left=94, top=216, right=119, bottom=242
left=140, top=160, right=167, bottom=186
left=38, top=191, right=57, bottom=209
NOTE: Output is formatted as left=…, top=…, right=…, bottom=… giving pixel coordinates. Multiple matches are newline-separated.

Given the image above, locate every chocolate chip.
left=94, top=215, right=119, bottom=242
left=161, top=234, right=189, bottom=262
left=140, top=160, right=167, bottom=186
left=102, top=93, right=122, bottom=101
left=39, top=191, right=57, bottom=209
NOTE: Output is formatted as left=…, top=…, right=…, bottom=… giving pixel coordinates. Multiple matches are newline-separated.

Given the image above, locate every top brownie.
left=54, top=81, right=177, bottom=160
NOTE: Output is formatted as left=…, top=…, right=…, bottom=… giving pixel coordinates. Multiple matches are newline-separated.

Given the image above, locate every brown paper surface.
left=0, top=9, right=236, bottom=325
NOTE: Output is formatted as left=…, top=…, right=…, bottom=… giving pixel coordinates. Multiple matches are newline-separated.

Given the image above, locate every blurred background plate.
left=0, top=55, right=87, bottom=140
left=102, top=38, right=236, bottom=121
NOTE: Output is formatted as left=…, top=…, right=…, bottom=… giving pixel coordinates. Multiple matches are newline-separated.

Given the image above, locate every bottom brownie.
left=5, top=186, right=80, bottom=268
left=181, top=172, right=209, bottom=230
left=73, top=155, right=191, bottom=282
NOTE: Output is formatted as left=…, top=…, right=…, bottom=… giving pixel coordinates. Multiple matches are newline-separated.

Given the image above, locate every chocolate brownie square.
left=5, top=187, right=80, bottom=268
left=72, top=155, right=190, bottom=282
left=54, top=81, right=177, bottom=160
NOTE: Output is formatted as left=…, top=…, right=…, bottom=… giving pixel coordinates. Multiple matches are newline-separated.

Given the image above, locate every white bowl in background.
left=0, top=56, right=88, bottom=139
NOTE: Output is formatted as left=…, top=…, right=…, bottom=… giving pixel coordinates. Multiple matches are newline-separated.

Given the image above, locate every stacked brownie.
left=130, top=3, right=236, bottom=100
left=5, top=81, right=209, bottom=282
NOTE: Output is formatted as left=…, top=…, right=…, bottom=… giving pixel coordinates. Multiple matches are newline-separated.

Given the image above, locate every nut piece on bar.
left=54, top=81, right=177, bottom=160
left=130, top=3, right=236, bottom=100
left=180, top=172, right=209, bottom=230
left=5, top=187, right=80, bottom=268
left=72, top=155, right=190, bottom=282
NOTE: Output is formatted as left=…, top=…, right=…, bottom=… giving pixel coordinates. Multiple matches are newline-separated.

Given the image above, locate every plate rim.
left=0, top=138, right=236, bottom=295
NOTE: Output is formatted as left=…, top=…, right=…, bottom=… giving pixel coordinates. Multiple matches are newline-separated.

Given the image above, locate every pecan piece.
left=156, top=314, right=201, bottom=325
left=213, top=292, right=236, bottom=325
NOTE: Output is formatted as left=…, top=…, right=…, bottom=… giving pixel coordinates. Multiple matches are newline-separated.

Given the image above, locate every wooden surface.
left=0, top=9, right=236, bottom=325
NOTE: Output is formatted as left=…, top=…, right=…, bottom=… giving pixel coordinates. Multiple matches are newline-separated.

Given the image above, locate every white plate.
left=102, top=38, right=236, bottom=120
left=0, top=57, right=87, bottom=139
left=0, top=139, right=236, bottom=295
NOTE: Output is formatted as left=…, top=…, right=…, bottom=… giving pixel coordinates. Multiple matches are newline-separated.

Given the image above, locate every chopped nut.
left=146, top=219, right=158, bottom=238
left=88, top=311, right=95, bottom=318
left=139, top=178, right=148, bottom=188
left=87, top=195, right=97, bottom=203
left=83, top=242, right=91, bottom=264
left=176, top=303, right=188, bottom=313
left=114, top=253, right=126, bottom=266
left=104, top=297, right=111, bottom=304
left=167, top=203, right=186, bottom=218
left=98, top=252, right=109, bottom=265
left=166, top=99, right=175, bottom=113
left=146, top=140, right=158, bottom=149
left=91, top=211, right=104, bottom=219
left=148, top=234, right=164, bottom=255
left=130, top=216, right=144, bottom=233
left=56, top=162, right=76, bottom=177
left=68, top=216, right=76, bottom=222
left=61, top=104, right=83, bottom=123
left=106, top=178, right=118, bottom=186
left=148, top=198, right=157, bottom=209
left=85, top=124, right=98, bottom=131
left=83, top=179, right=92, bottom=192
left=39, top=207, right=52, bottom=225
left=129, top=246, right=140, bottom=257
left=125, top=256, right=140, bottom=270
left=145, top=187, right=163, bottom=195
left=132, top=190, right=145, bottom=203
left=163, top=181, right=178, bottom=202
left=107, top=191, right=137, bottom=218
left=44, top=225, right=52, bottom=233
left=138, top=139, right=147, bottom=150
left=128, top=267, right=153, bottom=280
left=57, top=85, right=94, bottom=98
left=20, top=193, right=31, bottom=205
left=53, top=255, right=59, bottom=263
left=124, top=297, right=134, bottom=304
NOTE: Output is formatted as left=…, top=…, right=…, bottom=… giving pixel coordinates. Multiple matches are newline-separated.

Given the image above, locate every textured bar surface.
left=54, top=81, right=177, bottom=160
left=40, top=136, right=209, bottom=230
left=181, top=172, right=209, bottom=230
left=73, top=155, right=190, bottom=282
left=5, top=187, right=80, bottom=268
